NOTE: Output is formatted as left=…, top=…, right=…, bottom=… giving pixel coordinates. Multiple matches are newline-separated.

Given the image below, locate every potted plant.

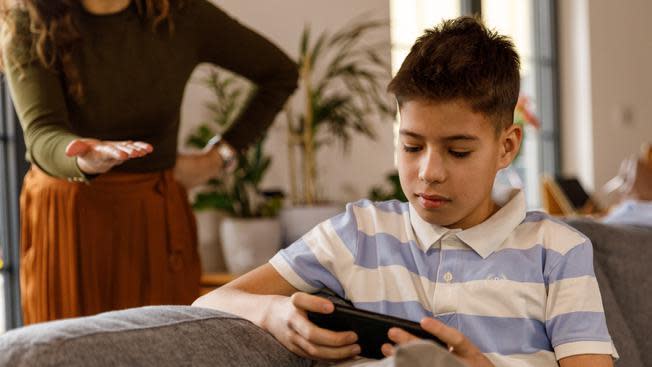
left=194, top=138, right=283, bottom=275
left=282, top=17, right=396, bottom=245
left=185, top=68, right=252, bottom=273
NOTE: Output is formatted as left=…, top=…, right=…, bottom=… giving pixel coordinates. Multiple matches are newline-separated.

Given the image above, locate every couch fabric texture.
left=0, top=306, right=310, bottom=367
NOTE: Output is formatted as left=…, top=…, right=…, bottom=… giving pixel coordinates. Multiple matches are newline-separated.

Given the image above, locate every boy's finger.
left=289, top=313, right=357, bottom=346
left=420, top=318, right=472, bottom=354
left=387, top=327, right=418, bottom=344
left=290, top=292, right=334, bottom=314
left=291, top=332, right=360, bottom=361
left=381, top=343, right=395, bottom=357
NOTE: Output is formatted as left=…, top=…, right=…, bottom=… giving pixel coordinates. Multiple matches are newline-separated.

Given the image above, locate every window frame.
left=1, top=76, right=26, bottom=330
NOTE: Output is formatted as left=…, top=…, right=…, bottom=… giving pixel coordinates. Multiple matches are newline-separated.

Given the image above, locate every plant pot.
left=220, top=217, right=282, bottom=275
left=280, top=204, right=343, bottom=247
left=194, top=209, right=228, bottom=273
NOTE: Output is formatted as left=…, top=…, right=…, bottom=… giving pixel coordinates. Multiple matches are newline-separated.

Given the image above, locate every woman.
left=0, top=0, right=297, bottom=324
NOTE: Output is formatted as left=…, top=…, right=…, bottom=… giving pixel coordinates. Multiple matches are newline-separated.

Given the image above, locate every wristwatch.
left=204, top=134, right=237, bottom=172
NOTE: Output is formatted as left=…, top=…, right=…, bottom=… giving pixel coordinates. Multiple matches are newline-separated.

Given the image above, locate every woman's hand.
left=382, top=317, right=494, bottom=367
left=262, top=292, right=361, bottom=362
left=65, top=138, right=153, bottom=175
left=173, top=145, right=223, bottom=189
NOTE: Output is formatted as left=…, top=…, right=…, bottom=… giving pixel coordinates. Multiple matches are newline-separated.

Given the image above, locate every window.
left=1, top=77, right=26, bottom=330
left=390, top=0, right=559, bottom=208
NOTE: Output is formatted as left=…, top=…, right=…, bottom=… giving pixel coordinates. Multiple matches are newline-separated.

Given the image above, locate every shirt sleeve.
left=544, top=236, right=619, bottom=360
left=2, top=12, right=85, bottom=179
left=269, top=203, right=359, bottom=298
left=190, top=0, right=298, bottom=151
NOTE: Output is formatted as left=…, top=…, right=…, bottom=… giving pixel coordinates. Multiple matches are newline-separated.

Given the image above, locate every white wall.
left=559, top=0, right=652, bottom=190
left=179, top=0, right=395, bottom=204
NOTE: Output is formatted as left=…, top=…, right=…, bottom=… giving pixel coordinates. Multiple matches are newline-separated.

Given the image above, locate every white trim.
left=554, top=340, right=619, bottom=360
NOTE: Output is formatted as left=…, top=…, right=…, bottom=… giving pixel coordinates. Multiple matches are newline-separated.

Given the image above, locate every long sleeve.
left=2, top=15, right=84, bottom=179
left=191, top=0, right=298, bottom=151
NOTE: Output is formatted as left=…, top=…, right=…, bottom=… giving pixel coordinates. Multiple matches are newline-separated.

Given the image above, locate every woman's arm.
left=2, top=30, right=84, bottom=179
left=2, top=14, right=152, bottom=178
left=191, top=0, right=298, bottom=151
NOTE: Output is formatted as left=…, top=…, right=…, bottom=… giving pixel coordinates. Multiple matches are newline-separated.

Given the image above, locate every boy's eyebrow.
left=399, top=129, right=424, bottom=139
left=399, top=129, right=479, bottom=142
left=441, top=134, right=479, bottom=142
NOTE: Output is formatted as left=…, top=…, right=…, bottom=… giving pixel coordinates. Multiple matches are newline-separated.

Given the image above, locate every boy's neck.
left=446, top=198, right=501, bottom=230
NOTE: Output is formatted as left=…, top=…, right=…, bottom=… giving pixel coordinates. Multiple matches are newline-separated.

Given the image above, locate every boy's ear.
left=497, top=124, right=523, bottom=169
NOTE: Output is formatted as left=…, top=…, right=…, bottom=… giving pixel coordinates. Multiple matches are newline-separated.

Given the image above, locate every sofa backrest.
left=565, top=219, right=652, bottom=367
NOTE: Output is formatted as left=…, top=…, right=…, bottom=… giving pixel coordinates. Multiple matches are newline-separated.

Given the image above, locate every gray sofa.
left=0, top=219, right=650, bottom=367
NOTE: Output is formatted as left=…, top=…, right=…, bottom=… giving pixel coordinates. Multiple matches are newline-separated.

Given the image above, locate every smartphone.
left=307, top=302, right=446, bottom=359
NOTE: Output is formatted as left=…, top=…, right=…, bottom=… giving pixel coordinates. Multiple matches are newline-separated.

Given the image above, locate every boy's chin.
left=413, top=205, right=461, bottom=228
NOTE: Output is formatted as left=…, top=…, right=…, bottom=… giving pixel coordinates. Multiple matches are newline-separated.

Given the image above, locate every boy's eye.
left=450, top=150, right=471, bottom=158
left=402, top=145, right=421, bottom=153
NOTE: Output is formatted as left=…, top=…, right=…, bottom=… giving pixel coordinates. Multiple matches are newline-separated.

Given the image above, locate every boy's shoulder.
left=510, top=211, right=591, bottom=254
left=338, top=199, right=411, bottom=238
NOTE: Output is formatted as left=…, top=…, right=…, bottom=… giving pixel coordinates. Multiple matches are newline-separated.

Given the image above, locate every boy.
left=194, top=17, right=617, bottom=367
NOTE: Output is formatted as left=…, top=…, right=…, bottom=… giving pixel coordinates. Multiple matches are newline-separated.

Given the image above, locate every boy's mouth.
left=416, top=193, right=451, bottom=209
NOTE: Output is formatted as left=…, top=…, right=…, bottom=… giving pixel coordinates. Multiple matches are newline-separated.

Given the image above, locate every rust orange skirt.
left=20, top=166, right=200, bottom=324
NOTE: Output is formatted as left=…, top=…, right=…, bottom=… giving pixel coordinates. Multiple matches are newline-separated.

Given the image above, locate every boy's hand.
left=264, top=292, right=360, bottom=362
left=382, top=317, right=494, bottom=367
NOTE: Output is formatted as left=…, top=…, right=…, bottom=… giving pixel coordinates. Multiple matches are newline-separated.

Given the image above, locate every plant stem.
left=285, top=105, right=299, bottom=205
left=301, top=52, right=316, bottom=205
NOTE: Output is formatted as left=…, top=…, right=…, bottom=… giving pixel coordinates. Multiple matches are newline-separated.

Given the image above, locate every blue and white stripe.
left=269, top=191, right=617, bottom=365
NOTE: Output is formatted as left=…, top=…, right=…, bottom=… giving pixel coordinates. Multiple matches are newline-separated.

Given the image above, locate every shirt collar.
left=409, top=189, right=526, bottom=258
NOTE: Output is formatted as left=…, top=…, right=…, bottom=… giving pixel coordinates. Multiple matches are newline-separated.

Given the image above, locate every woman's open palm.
left=65, top=138, right=153, bottom=174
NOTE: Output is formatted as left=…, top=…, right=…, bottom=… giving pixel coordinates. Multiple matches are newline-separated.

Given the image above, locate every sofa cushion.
left=565, top=219, right=652, bottom=367
left=0, top=306, right=311, bottom=367
left=591, top=260, right=643, bottom=367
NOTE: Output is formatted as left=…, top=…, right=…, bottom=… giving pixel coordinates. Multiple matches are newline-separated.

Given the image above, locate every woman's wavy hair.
left=0, top=0, right=184, bottom=102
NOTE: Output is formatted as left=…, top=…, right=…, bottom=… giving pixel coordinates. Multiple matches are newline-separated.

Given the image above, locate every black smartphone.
left=307, top=302, right=446, bottom=359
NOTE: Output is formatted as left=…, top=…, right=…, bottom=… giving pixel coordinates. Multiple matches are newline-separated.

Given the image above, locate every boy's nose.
left=418, top=151, right=447, bottom=184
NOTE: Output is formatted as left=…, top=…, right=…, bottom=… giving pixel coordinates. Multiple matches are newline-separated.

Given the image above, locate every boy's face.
left=397, top=98, right=521, bottom=229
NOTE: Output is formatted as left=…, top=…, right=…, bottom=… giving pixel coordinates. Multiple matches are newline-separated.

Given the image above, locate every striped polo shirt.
left=269, top=190, right=618, bottom=366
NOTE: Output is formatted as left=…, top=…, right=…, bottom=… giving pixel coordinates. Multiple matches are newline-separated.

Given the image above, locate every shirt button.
left=444, top=272, right=453, bottom=283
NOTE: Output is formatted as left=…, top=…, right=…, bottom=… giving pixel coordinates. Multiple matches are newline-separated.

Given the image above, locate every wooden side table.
left=200, top=272, right=236, bottom=295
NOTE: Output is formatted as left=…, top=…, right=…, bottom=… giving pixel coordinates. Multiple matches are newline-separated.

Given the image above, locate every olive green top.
left=2, top=0, right=297, bottom=179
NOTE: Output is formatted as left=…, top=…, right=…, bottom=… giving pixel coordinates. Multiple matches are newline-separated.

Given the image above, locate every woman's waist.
left=27, top=164, right=178, bottom=194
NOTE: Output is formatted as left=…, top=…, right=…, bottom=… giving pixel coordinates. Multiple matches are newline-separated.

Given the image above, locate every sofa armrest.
left=0, top=306, right=312, bottom=367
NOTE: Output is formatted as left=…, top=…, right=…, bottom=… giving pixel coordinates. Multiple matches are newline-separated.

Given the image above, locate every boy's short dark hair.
left=387, top=16, right=520, bottom=131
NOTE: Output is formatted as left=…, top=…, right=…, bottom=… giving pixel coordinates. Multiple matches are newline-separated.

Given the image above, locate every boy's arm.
left=192, top=263, right=361, bottom=361
left=559, top=354, right=613, bottom=367
left=192, top=263, right=298, bottom=326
